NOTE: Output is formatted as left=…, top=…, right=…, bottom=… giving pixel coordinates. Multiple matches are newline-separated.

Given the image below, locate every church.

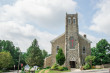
left=44, top=13, right=91, bottom=69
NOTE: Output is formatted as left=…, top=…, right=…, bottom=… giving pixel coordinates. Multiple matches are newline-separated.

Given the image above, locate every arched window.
left=73, top=17, right=76, bottom=24
left=68, top=17, right=71, bottom=24
left=83, top=47, right=86, bottom=53
left=56, top=46, right=59, bottom=53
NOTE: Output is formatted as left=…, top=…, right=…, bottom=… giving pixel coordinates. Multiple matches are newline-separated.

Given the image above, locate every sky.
left=0, top=0, right=110, bottom=54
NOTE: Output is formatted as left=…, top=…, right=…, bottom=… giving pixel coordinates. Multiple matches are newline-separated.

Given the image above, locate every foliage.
left=42, top=50, right=48, bottom=59
left=58, top=66, right=63, bottom=71
left=0, top=40, right=26, bottom=69
left=37, top=67, right=42, bottom=70
left=26, top=39, right=44, bottom=67
left=91, top=39, right=110, bottom=65
left=63, top=67, right=68, bottom=71
left=51, top=63, right=58, bottom=70
left=21, top=67, right=24, bottom=71
left=83, top=63, right=91, bottom=70
left=0, top=51, right=14, bottom=69
left=85, top=55, right=95, bottom=63
left=46, top=66, right=51, bottom=69
left=56, top=48, right=65, bottom=66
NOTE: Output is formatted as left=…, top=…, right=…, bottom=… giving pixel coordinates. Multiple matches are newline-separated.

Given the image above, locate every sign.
left=21, top=64, right=23, bottom=67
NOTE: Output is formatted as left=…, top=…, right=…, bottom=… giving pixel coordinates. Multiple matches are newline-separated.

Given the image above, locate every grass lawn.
left=41, top=69, right=47, bottom=73
left=35, top=70, right=41, bottom=73
left=0, top=70, right=2, bottom=73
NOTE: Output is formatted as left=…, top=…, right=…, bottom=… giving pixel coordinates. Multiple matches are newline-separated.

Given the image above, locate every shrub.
left=37, top=67, right=42, bottom=70
left=56, top=48, right=65, bottom=66
left=58, top=66, right=63, bottom=71
left=46, top=66, right=51, bottom=69
left=83, top=63, right=91, bottom=70
left=51, top=63, right=58, bottom=70
left=21, top=67, right=24, bottom=71
left=63, top=67, right=68, bottom=71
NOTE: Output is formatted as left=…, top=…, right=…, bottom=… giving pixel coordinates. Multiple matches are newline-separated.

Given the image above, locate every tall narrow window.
left=68, top=17, right=71, bottom=24
left=83, top=47, right=86, bottom=53
left=73, top=17, right=76, bottom=24
left=56, top=46, right=59, bottom=53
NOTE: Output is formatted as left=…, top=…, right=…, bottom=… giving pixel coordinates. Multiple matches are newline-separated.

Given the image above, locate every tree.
left=0, top=51, right=14, bottom=69
left=56, top=48, right=65, bottom=66
left=42, top=50, right=48, bottom=59
left=91, top=39, right=110, bottom=65
left=85, top=55, right=95, bottom=68
left=0, top=40, right=26, bottom=69
left=26, top=39, right=44, bottom=67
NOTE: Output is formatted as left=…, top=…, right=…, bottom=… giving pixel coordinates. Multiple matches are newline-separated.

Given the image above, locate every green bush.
left=63, top=67, right=68, bottom=71
left=51, top=63, right=58, bottom=70
left=46, top=66, right=51, bottom=69
left=83, top=63, right=91, bottom=70
left=37, top=67, right=42, bottom=70
left=58, top=66, right=63, bottom=71
left=21, top=67, right=24, bottom=71
left=56, top=48, right=65, bottom=66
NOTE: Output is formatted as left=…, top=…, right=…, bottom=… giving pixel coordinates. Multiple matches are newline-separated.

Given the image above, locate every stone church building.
left=44, top=13, right=91, bottom=69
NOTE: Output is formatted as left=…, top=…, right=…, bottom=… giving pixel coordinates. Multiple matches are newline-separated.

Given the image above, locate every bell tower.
left=65, top=13, right=80, bottom=68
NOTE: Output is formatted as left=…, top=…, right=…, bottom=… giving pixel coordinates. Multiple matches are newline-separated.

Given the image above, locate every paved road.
left=64, top=68, right=110, bottom=73
left=3, top=70, right=21, bottom=73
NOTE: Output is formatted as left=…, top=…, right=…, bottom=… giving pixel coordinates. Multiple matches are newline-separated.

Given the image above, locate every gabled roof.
left=50, top=33, right=65, bottom=43
left=50, top=33, right=92, bottom=43
left=78, top=34, right=92, bottom=43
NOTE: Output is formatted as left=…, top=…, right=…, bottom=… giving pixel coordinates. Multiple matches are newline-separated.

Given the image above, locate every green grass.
left=35, top=70, right=41, bottom=73
left=41, top=69, right=47, bottom=73
left=0, top=70, right=3, bottom=73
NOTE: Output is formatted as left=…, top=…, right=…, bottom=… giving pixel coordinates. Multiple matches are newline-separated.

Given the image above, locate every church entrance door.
left=70, top=61, right=75, bottom=68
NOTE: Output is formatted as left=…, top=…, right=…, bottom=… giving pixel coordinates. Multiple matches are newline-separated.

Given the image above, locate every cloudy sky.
left=0, top=0, right=110, bottom=54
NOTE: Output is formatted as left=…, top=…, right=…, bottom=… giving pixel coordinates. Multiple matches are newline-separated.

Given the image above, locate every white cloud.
left=0, top=21, right=57, bottom=53
left=0, top=0, right=77, bottom=53
left=90, top=0, right=110, bottom=35
left=0, top=0, right=77, bottom=29
left=79, top=32, right=101, bottom=48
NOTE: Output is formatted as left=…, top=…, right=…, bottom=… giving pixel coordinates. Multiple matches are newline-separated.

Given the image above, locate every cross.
left=71, top=39, right=74, bottom=47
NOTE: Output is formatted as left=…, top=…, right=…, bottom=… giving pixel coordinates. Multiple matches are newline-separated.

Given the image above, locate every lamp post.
left=18, top=48, right=21, bottom=73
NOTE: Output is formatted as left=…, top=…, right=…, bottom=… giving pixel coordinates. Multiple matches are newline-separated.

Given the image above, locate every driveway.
left=63, top=68, right=110, bottom=73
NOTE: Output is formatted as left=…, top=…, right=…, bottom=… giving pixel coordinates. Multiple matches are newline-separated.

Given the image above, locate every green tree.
left=85, top=55, right=95, bottom=68
left=91, top=39, right=110, bottom=65
left=0, top=40, right=26, bottom=69
left=42, top=50, right=48, bottom=59
left=26, top=39, right=44, bottom=67
left=0, top=51, right=14, bottom=69
left=56, top=48, right=65, bottom=66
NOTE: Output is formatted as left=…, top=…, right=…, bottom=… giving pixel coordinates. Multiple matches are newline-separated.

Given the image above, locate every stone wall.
left=44, top=56, right=52, bottom=68
left=79, top=35, right=91, bottom=65
left=65, top=13, right=80, bottom=69
left=103, top=64, right=110, bottom=68
left=51, top=33, right=65, bottom=66
left=95, top=64, right=110, bottom=68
